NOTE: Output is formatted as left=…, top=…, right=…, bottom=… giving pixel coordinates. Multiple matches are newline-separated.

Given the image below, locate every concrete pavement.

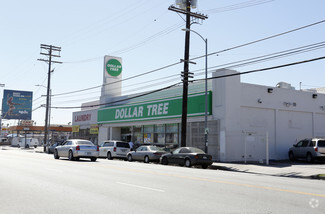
left=211, top=161, right=325, bottom=180
left=2, top=145, right=324, bottom=180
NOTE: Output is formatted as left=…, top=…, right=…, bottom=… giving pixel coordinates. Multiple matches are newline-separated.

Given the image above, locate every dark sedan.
left=47, top=142, right=62, bottom=154
left=127, top=145, right=166, bottom=163
left=160, top=147, right=213, bottom=169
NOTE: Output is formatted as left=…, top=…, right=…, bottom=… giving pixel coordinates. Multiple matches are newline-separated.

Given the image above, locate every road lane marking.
left=116, top=182, right=165, bottom=193
left=102, top=163, right=325, bottom=198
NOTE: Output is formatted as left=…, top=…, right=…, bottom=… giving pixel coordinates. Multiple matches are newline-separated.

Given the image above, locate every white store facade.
left=73, top=56, right=325, bottom=162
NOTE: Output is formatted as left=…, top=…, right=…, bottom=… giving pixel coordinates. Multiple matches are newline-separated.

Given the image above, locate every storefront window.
left=144, top=125, right=154, bottom=144
left=165, top=123, right=179, bottom=150
left=128, top=124, right=180, bottom=149
left=156, top=124, right=165, bottom=133
left=133, top=126, right=143, bottom=147
left=154, top=124, right=165, bottom=146
left=121, top=127, right=131, bottom=142
left=155, top=133, right=165, bottom=145
left=166, top=123, right=178, bottom=133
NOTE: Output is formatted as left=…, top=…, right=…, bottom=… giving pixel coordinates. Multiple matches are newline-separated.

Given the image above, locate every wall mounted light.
left=267, top=88, right=273, bottom=93
left=312, top=94, right=317, bottom=99
left=283, top=102, right=297, bottom=107
left=321, top=106, right=325, bottom=111
left=258, top=99, right=262, bottom=104
left=284, top=102, right=291, bottom=107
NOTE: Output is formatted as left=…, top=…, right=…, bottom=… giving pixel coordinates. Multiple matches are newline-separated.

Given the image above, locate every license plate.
left=121, top=149, right=126, bottom=152
left=203, top=156, right=207, bottom=159
left=86, top=152, right=91, bottom=155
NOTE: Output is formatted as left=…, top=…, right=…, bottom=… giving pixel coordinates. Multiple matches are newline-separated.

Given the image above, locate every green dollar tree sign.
left=106, top=59, right=122, bottom=76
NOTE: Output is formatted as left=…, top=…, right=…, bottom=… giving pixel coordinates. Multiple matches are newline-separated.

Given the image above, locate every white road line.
left=116, top=182, right=165, bottom=193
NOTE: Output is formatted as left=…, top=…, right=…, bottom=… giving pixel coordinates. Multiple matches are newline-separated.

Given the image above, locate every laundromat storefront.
left=98, top=92, right=212, bottom=148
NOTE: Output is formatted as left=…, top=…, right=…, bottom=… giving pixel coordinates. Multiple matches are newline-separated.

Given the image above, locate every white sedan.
left=54, top=139, right=99, bottom=161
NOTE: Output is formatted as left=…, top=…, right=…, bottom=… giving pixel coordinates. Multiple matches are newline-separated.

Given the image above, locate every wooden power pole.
left=169, top=1, right=207, bottom=147
left=38, top=44, right=62, bottom=152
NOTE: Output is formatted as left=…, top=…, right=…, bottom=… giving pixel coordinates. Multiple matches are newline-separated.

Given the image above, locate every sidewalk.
left=211, top=161, right=325, bottom=180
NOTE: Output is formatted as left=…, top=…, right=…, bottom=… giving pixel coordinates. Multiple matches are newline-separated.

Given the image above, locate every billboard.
left=1, top=90, right=33, bottom=120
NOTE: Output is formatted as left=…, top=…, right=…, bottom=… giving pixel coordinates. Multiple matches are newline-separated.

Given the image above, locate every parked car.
left=17, top=138, right=39, bottom=148
left=98, top=140, right=130, bottom=160
left=127, top=145, right=167, bottom=163
left=0, top=137, right=9, bottom=145
left=288, top=138, right=325, bottom=163
left=47, top=142, right=62, bottom=154
left=54, top=139, right=99, bottom=161
left=160, top=147, right=213, bottom=169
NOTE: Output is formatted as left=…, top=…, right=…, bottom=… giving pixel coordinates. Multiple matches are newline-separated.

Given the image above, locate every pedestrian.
left=128, top=138, right=134, bottom=151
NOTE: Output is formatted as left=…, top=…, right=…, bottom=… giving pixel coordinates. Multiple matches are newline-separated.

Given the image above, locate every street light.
left=36, top=84, right=52, bottom=151
left=0, top=84, right=4, bottom=135
left=182, top=28, right=208, bottom=153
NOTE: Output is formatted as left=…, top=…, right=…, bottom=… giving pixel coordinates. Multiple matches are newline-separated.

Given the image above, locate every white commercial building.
left=73, top=56, right=325, bottom=162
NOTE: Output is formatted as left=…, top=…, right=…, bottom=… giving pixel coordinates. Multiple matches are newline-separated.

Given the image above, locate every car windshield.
left=76, top=141, right=93, bottom=145
left=189, top=147, right=205, bottom=154
left=117, top=142, right=129, bottom=148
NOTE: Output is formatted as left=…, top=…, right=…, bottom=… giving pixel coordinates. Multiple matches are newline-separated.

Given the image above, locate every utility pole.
left=38, top=44, right=62, bottom=152
left=169, top=1, right=207, bottom=147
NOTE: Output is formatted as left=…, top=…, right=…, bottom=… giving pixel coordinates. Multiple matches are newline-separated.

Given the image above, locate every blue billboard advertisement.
left=1, top=90, right=33, bottom=120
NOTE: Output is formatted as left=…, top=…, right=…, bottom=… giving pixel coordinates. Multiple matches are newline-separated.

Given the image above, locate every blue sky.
left=1, top=0, right=325, bottom=126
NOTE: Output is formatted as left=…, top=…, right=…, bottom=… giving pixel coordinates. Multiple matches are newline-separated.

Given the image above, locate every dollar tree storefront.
left=97, top=91, right=215, bottom=151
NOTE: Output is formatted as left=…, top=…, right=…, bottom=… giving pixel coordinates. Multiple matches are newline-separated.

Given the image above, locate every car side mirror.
left=293, top=144, right=296, bottom=147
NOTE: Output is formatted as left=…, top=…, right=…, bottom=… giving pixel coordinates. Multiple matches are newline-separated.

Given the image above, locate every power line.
left=49, top=56, right=325, bottom=110
left=191, top=19, right=325, bottom=61
left=194, top=41, right=325, bottom=74
left=42, top=41, right=325, bottom=107
left=50, top=19, right=325, bottom=98
left=196, top=56, right=325, bottom=82
left=52, top=60, right=182, bottom=97
left=50, top=82, right=182, bottom=109
left=62, top=22, right=184, bottom=64
left=200, top=0, right=274, bottom=14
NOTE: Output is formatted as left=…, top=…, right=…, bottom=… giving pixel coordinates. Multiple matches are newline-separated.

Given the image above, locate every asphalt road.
left=0, top=149, right=324, bottom=214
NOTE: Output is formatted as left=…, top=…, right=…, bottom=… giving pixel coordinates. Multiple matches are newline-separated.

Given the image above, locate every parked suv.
left=99, top=140, right=130, bottom=160
left=288, top=138, right=325, bottom=163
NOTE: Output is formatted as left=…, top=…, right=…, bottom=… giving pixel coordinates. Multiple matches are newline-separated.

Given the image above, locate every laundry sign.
left=98, top=92, right=211, bottom=123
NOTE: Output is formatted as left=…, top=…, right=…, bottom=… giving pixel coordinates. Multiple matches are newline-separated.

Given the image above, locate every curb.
left=312, top=174, right=325, bottom=180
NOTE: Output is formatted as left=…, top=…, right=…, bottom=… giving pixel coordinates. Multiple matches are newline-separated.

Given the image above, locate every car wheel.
left=161, top=157, right=168, bottom=165
left=185, top=159, right=191, bottom=167
left=17, top=144, right=20, bottom=148
left=306, top=153, right=314, bottom=163
left=107, top=152, right=113, bottom=160
left=144, top=156, right=149, bottom=163
left=26, top=144, right=30, bottom=149
left=90, top=157, right=97, bottom=162
left=202, top=164, right=208, bottom=169
left=127, top=154, right=133, bottom=162
left=289, top=152, right=295, bottom=161
left=54, top=150, right=59, bottom=159
left=68, top=150, right=74, bottom=161
left=34, top=145, right=37, bottom=148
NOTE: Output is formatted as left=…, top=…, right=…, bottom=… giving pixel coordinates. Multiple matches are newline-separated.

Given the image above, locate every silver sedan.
left=54, top=139, right=99, bottom=161
left=127, top=145, right=167, bottom=163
